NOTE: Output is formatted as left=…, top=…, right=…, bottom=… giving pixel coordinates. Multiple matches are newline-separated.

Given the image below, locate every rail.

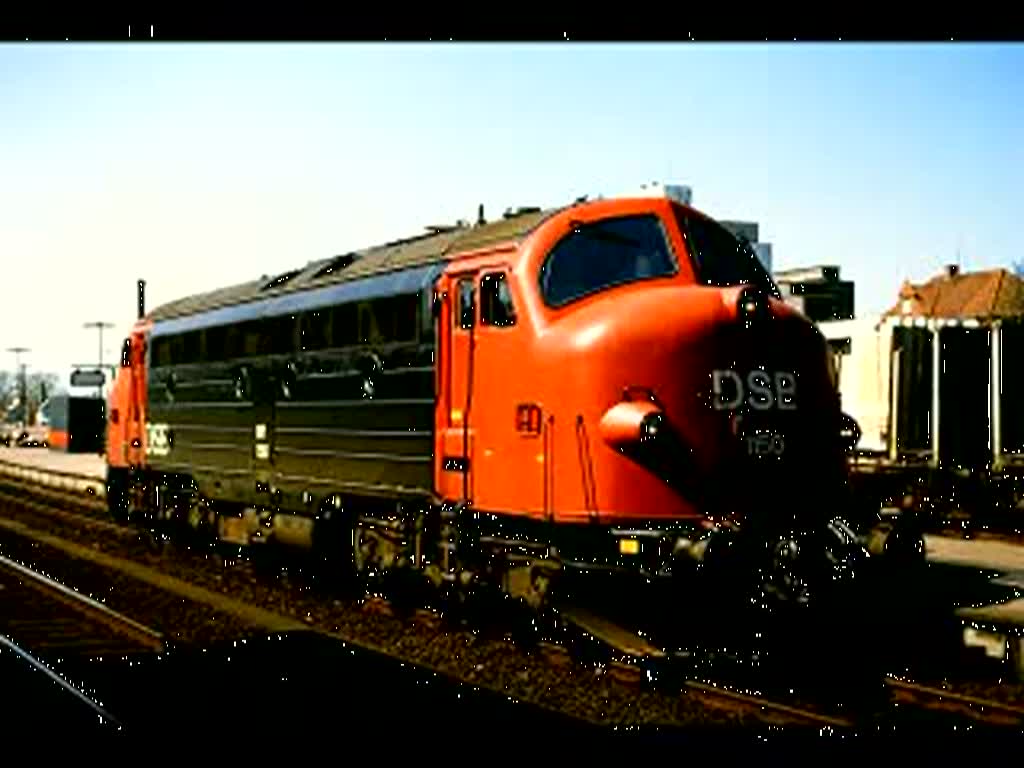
left=682, top=680, right=855, bottom=729
left=3, top=459, right=1024, bottom=730
left=0, top=554, right=166, bottom=652
left=0, top=634, right=122, bottom=728
left=886, top=677, right=1024, bottom=724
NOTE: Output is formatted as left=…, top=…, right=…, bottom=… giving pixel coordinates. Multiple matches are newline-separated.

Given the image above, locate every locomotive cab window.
left=675, top=210, right=781, bottom=299
left=457, top=278, right=475, bottom=329
left=481, top=272, right=516, bottom=327
left=539, top=214, right=677, bottom=308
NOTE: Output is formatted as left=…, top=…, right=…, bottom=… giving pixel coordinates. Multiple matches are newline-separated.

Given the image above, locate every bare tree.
left=0, top=371, right=12, bottom=413
left=1, top=369, right=60, bottom=424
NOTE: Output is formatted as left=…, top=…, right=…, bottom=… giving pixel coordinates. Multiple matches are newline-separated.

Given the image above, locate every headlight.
left=640, top=412, right=664, bottom=442
left=599, top=400, right=665, bottom=450
left=737, top=286, right=768, bottom=327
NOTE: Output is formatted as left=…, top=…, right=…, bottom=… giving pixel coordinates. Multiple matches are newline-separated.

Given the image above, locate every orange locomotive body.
left=105, top=291, right=150, bottom=515
left=105, top=188, right=892, bottom=623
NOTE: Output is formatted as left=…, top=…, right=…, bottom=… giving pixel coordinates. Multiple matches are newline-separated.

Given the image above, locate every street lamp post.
left=6, top=346, right=30, bottom=431
left=83, top=321, right=114, bottom=401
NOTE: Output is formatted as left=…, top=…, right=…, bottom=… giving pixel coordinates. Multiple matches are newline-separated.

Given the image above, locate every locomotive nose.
left=702, top=283, right=850, bottom=512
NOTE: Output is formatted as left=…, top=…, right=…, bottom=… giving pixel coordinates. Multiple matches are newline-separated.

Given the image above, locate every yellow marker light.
left=619, top=538, right=640, bottom=555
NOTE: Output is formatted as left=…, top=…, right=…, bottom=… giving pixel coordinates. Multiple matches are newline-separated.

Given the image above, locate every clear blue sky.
left=1, top=42, right=1021, bottom=387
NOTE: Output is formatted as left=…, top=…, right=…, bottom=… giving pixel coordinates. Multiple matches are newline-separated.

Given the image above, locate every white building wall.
left=819, top=316, right=893, bottom=453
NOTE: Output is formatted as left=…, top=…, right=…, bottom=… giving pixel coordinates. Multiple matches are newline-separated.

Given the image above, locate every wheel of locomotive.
left=680, top=527, right=753, bottom=656
left=137, top=479, right=178, bottom=551
left=174, top=493, right=217, bottom=550
left=755, top=519, right=865, bottom=608
left=753, top=518, right=888, bottom=708
left=349, top=513, right=428, bottom=614
left=310, top=498, right=361, bottom=596
left=106, top=470, right=130, bottom=524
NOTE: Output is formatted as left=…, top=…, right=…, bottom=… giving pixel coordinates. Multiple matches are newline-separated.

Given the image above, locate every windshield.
left=538, top=214, right=677, bottom=308
left=673, top=208, right=781, bottom=299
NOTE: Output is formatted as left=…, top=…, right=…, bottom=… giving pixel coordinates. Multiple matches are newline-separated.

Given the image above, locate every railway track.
left=1, top=472, right=1023, bottom=733
left=0, top=551, right=167, bottom=732
left=0, top=553, right=166, bottom=658
left=885, top=677, right=1024, bottom=727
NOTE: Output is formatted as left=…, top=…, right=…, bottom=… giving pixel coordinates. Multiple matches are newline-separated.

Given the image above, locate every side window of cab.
left=457, top=277, right=475, bottom=330
left=480, top=272, right=517, bottom=327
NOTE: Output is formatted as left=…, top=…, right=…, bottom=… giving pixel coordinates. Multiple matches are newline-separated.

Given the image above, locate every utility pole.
left=83, top=321, right=114, bottom=401
left=6, top=347, right=29, bottom=430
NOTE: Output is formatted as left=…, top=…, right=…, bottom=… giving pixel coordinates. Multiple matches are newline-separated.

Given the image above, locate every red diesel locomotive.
left=105, top=186, right=913, bottom=629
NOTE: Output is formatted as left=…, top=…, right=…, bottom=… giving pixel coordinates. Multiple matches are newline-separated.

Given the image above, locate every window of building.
left=675, top=210, right=780, bottom=299
left=827, top=337, right=851, bottom=386
left=538, top=214, right=677, bottom=308
left=481, top=272, right=516, bottom=327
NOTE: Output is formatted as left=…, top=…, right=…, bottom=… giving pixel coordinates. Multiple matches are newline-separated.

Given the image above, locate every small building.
left=774, top=265, right=855, bottom=323
left=886, top=265, right=1024, bottom=320
left=819, top=265, right=1024, bottom=472
left=39, top=394, right=105, bottom=453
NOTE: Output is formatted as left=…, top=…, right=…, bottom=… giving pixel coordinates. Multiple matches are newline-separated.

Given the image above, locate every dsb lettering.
left=712, top=369, right=797, bottom=411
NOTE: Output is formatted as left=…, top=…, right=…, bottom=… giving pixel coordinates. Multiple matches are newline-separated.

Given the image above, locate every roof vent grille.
left=261, top=269, right=301, bottom=291
left=503, top=206, right=541, bottom=219
left=313, top=253, right=358, bottom=280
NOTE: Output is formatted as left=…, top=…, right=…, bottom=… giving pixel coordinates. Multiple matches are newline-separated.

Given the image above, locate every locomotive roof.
left=149, top=207, right=559, bottom=323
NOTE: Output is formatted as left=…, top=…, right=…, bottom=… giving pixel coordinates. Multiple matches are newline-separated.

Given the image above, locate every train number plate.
left=146, top=422, right=171, bottom=456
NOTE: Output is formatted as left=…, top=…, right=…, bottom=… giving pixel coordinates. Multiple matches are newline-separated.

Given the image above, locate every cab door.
left=436, top=271, right=479, bottom=505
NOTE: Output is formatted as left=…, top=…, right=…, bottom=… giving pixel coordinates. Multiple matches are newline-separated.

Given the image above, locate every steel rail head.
left=0, top=634, right=122, bottom=729
left=0, top=554, right=165, bottom=650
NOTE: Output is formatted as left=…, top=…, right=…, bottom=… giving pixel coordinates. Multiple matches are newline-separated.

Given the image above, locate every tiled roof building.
left=883, top=265, right=1024, bottom=320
